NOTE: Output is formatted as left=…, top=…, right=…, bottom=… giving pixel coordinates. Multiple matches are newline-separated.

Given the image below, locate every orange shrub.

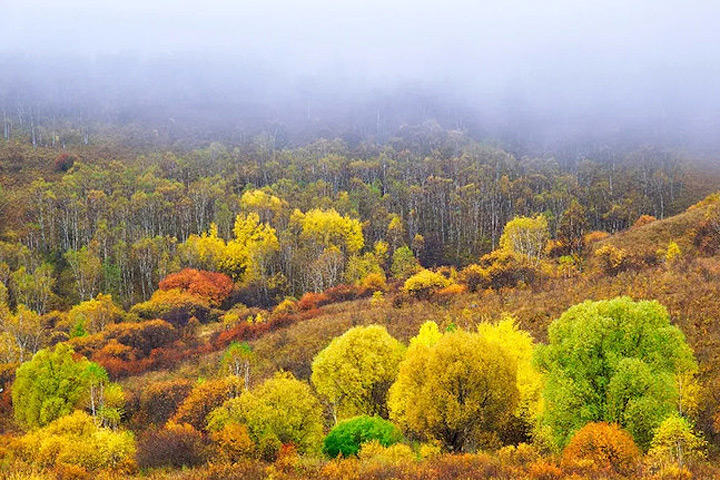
left=633, top=215, right=657, bottom=228
left=435, top=283, right=467, bottom=302
left=159, top=268, right=234, bottom=307
left=297, top=292, right=330, bottom=311
left=527, top=460, right=563, bottom=480
left=211, top=423, right=256, bottom=463
left=583, top=231, right=610, bottom=245
left=172, top=376, right=243, bottom=431
left=135, top=379, right=193, bottom=426
left=561, top=422, right=640, bottom=477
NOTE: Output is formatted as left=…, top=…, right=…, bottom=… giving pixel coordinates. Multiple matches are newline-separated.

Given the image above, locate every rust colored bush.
left=103, top=319, right=179, bottom=355
left=136, top=379, right=193, bottom=426
left=583, top=230, right=610, bottom=245
left=159, top=268, right=234, bottom=307
left=633, top=214, right=658, bottom=228
left=136, top=423, right=207, bottom=469
left=527, top=460, right=563, bottom=480
left=297, top=292, right=330, bottom=311
left=213, top=312, right=298, bottom=349
left=172, top=376, right=243, bottom=431
left=54, top=153, right=77, bottom=172
left=324, top=284, right=362, bottom=303
left=52, top=463, right=91, bottom=480
left=561, top=422, right=640, bottom=477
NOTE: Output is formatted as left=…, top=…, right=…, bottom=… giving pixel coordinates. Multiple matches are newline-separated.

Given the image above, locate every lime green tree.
left=13, top=344, right=110, bottom=429
left=537, top=297, right=697, bottom=449
left=323, top=415, right=403, bottom=458
left=648, top=414, right=706, bottom=467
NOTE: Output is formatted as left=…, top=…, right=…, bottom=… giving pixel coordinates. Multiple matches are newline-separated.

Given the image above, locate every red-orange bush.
left=633, top=215, right=657, bottom=228
left=324, top=284, right=362, bottom=303
left=54, top=153, right=77, bottom=172
left=297, top=292, right=330, bottom=311
left=172, top=376, right=243, bottom=431
left=561, top=422, right=640, bottom=477
left=135, top=379, right=193, bottom=426
left=159, top=268, right=234, bottom=307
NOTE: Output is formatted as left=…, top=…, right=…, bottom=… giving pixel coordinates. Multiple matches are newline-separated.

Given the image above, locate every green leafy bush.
left=324, top=415, right=403, bottom=458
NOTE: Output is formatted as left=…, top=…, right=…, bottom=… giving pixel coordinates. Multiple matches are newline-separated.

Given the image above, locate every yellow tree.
left=388, top=328, right=519, bottom=452
left=207, top=372, right=323, bottom=457
left=477, top=316, right=544, bottom=442
left=297, top=208, right=364, bottom=256
left=66, top=293, right=125, bottom=334
left=499, top=215, right=549, bottom=264
left=311, top=325, right=405, bottom=421
left=240, top=189, right=286, bottom=224
left=222, top=212, right=280, bottom=285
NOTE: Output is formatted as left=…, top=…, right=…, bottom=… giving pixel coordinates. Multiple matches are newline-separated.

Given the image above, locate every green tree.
left=388, top=328, right=519, bottom=452
left=323, top=415, right=403, bottom=458
left=536, top=297, right=697, bottom=449
left=390, top=245, right=420, bottom=279
left=13, top=344, right=95, bottom=429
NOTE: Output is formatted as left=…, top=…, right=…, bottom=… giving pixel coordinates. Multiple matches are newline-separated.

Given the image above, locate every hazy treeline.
left=0, top=126, right=704, bottom=309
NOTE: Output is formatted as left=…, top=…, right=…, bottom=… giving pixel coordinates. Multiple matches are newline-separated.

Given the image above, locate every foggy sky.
left=2, top=0, right=720, bottom=151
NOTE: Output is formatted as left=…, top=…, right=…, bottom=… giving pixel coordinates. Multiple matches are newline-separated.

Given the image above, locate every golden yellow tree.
left=311, top=325, right=405, bottom=420
left=388, top=328, right=519, bottom=452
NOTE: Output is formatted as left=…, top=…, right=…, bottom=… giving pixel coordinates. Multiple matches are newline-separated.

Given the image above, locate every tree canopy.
left=536, top=297, right=697, bottom=449
left=311, top=325, right=405, bottom=419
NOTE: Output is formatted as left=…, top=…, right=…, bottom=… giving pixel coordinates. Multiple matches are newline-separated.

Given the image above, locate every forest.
left=1, top=117, right=720, bottom=480
left=3, top=1, right=720, bottom=478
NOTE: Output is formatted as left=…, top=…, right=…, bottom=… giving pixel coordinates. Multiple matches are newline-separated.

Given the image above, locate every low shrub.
left=324, top=416, right=403, bottom=458
left=561, top=422, right=640, bottom=477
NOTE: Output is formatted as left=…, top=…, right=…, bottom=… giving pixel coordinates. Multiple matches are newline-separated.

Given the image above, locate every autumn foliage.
left=159, top=268, right=234, bottom=307
left=561, top=422, right=641, bottom=476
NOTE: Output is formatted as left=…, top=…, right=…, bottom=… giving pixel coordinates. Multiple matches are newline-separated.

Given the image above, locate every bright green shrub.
left=324, top=415, right=403, bottom=458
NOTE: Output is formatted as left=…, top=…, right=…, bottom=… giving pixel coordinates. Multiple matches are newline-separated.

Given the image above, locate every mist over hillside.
left=2, top=0, right=720, bottom=155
